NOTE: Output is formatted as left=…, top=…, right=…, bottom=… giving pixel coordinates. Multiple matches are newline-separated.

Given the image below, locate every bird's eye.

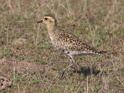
left=44, top=18, right=48, bottom=20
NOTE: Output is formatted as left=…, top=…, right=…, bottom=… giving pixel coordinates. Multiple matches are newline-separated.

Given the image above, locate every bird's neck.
left=46, top=24, right=58, bottom=43
left=47, top=24, right=55, bottom=31
left=46, top=23, right=56, bottom=36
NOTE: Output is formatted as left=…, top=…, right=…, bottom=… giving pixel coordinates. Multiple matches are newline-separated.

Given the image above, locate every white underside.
left=64, top=50, right=97, bottom=56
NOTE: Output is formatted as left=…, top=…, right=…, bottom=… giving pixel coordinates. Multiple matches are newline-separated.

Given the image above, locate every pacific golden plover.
left=37, top=15, right=105, bottom=71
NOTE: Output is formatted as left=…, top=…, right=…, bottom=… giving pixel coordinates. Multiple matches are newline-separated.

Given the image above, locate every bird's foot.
left=58, top=70, right=66, bottom=79
left=58, top=64, right=80, bottom=79
left=58, top=64, right=73, bottom=79
left=70, top=63, right=80, bottom=73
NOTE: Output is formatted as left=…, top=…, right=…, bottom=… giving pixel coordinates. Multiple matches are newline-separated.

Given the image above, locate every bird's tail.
left=96, top=50, right=107, bottom=55
left=95, top=50, right=117, bottom=56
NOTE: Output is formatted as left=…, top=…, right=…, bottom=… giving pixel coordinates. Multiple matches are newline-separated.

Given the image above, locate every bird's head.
left=37, top=15, right=57, bottom=27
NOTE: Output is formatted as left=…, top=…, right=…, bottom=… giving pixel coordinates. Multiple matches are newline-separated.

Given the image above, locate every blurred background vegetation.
left=0, top=0, right=124, bottom=93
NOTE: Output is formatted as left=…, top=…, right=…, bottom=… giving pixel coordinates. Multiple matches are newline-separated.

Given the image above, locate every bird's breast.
left=49, top=36, right=66, bottom=49
left=48, top=32, right=73, bottom=50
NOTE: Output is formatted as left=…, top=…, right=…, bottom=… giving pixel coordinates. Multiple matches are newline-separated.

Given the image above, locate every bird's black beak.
left=37, top=20, right=43, bottom=23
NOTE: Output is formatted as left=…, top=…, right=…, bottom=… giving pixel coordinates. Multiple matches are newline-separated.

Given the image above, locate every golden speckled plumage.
left=53, top=30, right=96, bottom=53
left=37, top=15, right=105, bottom=71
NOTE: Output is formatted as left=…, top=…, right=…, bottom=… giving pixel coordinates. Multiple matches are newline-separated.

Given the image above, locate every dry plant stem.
left=86, top=76, right=89, bottom=93
left=6, top=0, right=14, bottom=13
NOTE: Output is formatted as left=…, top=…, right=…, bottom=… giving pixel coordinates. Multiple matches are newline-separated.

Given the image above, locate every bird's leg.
left=68, top=55, right=80, bottom=71
left=59, top=51, right=80, bottom=78
left=58, top=62, right=73, bottom=78
left=64, top=50, right=80, bottom=71
left=57, top=50, right=70, bottom=78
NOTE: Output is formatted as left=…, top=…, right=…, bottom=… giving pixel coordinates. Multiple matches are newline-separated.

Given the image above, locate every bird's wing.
left=58, top=31, right=98, bottom=54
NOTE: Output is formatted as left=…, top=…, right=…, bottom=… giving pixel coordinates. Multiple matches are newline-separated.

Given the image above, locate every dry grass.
left=0, top=0, right=124, bottom=93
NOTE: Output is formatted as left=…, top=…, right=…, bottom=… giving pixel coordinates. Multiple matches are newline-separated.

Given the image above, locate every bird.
left=37, top=15, right=106, bottom=72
